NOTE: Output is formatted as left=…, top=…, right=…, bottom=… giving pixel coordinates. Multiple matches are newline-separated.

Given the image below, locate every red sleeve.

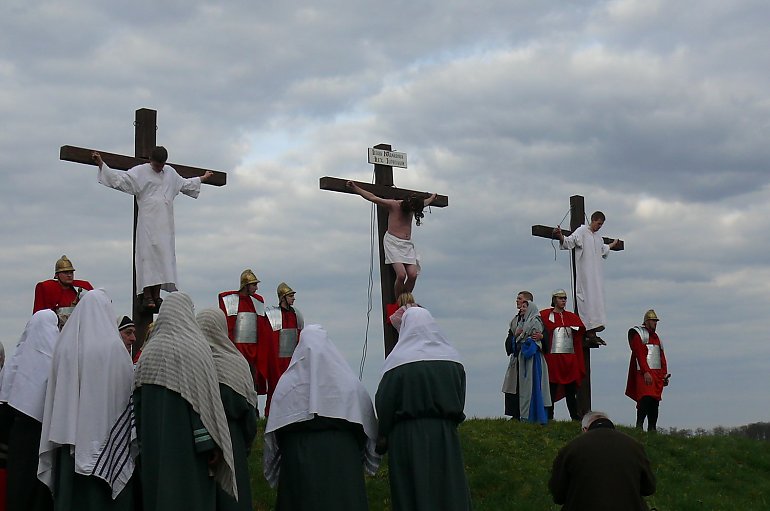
left=630, top=333, right=651, bottom=374
left=73, top=280, right=93, bottom=291
left=33, top=281, right=47, bottom=313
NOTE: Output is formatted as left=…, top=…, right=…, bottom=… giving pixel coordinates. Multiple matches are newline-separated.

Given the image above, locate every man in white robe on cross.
left=555, top=211, right=620, bottom=345
left=92, top=147, right=213, bottom=310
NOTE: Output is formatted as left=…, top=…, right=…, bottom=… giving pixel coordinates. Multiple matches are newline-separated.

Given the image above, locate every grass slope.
left=249, top=418, right=770, bottom=510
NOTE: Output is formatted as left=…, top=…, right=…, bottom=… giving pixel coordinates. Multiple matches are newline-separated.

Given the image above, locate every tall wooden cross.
left=320, top=143, right=448, bottom=355
left=531, top=194, right=624, bottom=414
left=60, top=108, right=227, bottom=353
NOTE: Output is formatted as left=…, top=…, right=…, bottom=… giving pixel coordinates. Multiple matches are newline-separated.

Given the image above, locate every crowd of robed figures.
left=0, top=254, right=473, bottom=511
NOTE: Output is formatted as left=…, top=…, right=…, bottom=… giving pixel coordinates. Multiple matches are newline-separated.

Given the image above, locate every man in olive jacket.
left=549, top=411, right=656, bottom=511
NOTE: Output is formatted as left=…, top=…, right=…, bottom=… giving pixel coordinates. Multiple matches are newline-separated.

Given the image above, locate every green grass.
left=248, top=418, right=770, bottom=510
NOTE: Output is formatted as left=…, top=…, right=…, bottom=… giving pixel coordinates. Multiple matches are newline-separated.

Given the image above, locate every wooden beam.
left=60, top=145, right=227, bottom=186
left=319, top=176, right=448, bottom=207
left=531, top=224, right=624, bottom=251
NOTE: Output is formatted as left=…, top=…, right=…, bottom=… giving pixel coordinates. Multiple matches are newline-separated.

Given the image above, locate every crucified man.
left=346, top=181, right=436, bottom=297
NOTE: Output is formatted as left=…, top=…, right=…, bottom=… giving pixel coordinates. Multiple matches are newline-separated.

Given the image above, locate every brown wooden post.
left=132, top=109, right=157, bottom=350
left=60, top=108, right=227, bottom=354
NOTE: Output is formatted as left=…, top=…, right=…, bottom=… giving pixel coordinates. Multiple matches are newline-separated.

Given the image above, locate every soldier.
left=541, top=289, right=586, bottom=421
left=265, top=282, right=304, bottom=415
left=625, top=310, right=670, bottom=432
left=218, top=269, right=271, bottom=397
left=33, top=255, right=93, bottom=325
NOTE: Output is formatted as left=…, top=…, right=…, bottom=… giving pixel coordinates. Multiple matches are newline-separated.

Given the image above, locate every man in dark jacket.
left=549, top=411, right=656, bottom=511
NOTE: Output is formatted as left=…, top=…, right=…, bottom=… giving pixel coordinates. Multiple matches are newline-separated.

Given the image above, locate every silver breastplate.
left=234, top=312, right=258, bottom=344
left=279, top=329, right=299, bottom=358
left=646, top=345, right=662, bottom=370
left=550, top=326, right=575, bottom=354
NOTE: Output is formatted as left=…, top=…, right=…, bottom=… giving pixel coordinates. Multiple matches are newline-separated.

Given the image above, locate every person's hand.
left=609, top=238, right=620, bottom=249
left=663, top=373, right=671, bottom=386
left=532, top=331, right=543, bottom=341
left=346, top=180, right=357, bottom=190
left=208, top=448, right=221, bottom=467
left=553, top=226, right=564, bottom=241
left=515, top=327, right=523, bottom=336
left=92, top=151, right=103, bottom=168
left=201, top=171, right=214, bottom=183
left=644, top=372, right=653, bottom=386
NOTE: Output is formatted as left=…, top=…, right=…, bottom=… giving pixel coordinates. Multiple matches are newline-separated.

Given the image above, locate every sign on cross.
left=59, top=108, right=227, bottom=353
left=531, top=194, right=624, bottom=414
left=320, top=143, right=447, bottom=355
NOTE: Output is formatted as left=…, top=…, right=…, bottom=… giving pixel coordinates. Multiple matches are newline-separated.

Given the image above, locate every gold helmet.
left=240, top=269, right=260, bottom=290
left=643, top=309, right=660, bottom=322
left=55, top=255, right=75, bottom=274
left=277, top=282, right=295, bottom=301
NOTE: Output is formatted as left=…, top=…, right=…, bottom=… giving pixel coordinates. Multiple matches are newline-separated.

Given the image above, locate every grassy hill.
left=248, top=418, right=770, bottom=510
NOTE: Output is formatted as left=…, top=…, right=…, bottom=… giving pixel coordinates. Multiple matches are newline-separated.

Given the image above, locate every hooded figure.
left=133, top=292, right=237, bottom=511
left=0, top=309, right=59, bottom=511
left=37, top=289, right=136, bottom=510
left=264, top=324, right=380, bottom=511
left=375, top=307, right=471, bottom=511
left=197, top=308, right=258, bottom=511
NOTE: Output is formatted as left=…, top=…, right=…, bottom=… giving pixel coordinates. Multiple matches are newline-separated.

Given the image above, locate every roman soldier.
left=625, top=309, right=670, bottom=432
left=265, top=282, right=304, bottom=414
left=218, top=269, right=271, bottom=395
left=541, top=289, right=586, bottom=421
left=33, top=255, right=93, bottom=324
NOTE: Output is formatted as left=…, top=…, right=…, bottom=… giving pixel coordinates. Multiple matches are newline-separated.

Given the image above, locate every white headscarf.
left=134, top=292, right=237, bottom=498
left=38, top=289, right=137, bottom=498
left=381, top=307, right=462, bottom=376
left=196, top=308, right=258, bottom=408
left=263, top=324, right=380, bottom=487
left=0, top=309, right=59, bottom=421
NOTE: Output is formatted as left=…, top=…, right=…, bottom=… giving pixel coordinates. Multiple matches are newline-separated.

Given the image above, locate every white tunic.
left=98, top=162, right=202, bottom=292
left=559, top=224, right=610, bottom=331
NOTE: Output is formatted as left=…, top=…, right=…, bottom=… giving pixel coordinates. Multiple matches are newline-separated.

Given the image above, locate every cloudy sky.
left=2, top=0, right=769, bottom=430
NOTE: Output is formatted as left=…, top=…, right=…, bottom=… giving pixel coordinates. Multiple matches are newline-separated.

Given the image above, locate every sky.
left=1, top=0, right=769, bottom=430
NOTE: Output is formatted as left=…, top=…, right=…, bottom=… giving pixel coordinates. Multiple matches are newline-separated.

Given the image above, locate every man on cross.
left=93, top=147, right=213, bottom=311
left=346, top=181, right=436, bottom=297
left=554, top=211, right=620, bottom=345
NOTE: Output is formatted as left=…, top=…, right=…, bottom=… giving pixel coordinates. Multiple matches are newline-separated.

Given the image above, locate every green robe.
left=375, top=360, right=472, bottom=511
left=275, top=416, right=369, bottom=511
left=216, top=384, right=257, bottom=511
left=134, top=384, right=217, bottom=511
left=52, top=448, right=134, bottom=511
left=6, top=410, right=52, bottom=511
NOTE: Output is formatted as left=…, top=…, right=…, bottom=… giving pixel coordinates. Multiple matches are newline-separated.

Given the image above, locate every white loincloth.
left=383, top=231, right=421, bottom=274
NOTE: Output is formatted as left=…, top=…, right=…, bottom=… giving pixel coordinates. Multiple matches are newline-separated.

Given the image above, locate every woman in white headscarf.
left=264, top=324, right=380, bottom=511
left=196, top=308, right=258, bottom=511
left=133, top=292, right=236, bottom=511
left=375, top=307, right=471, bottom=511
left=37, top=289, right=136, bottom=510
left=0, top=309, right=59, bottom=511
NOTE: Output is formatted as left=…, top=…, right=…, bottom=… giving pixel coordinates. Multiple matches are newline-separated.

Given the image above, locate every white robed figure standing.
left=556, top=211, right=620, bottom=344
left=93, top=147, right=213, bottom=310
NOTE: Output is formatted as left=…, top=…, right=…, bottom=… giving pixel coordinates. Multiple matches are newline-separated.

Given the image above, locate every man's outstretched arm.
left=346, top=181, right=392, bottom=207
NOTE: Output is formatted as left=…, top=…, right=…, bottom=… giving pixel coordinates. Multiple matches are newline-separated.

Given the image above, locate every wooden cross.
left=320, top=143, right=448, bottom=355
left=531, top=194, right=624, bottom=413
left=60, top=108, right=227, bottom=353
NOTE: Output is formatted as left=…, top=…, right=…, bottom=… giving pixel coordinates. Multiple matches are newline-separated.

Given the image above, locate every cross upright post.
left=320, top=143, right=447, bottom=355
left=60, top=108, right=227, bottom=353
left=531, top=195, right=624, bottom=414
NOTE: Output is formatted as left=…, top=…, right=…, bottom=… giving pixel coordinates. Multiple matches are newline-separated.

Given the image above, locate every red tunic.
left=625, top=328, right=668, bottom=403
left=32, top=279, right=93, bottom=313
left=541, top=308, right=586, bottom=391
left=265, top=307, right=301, bottom=415
left=217, top=290, right=271, bottom=395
